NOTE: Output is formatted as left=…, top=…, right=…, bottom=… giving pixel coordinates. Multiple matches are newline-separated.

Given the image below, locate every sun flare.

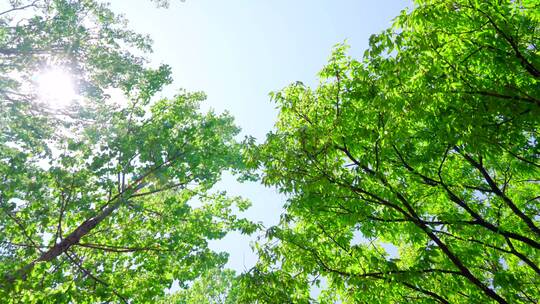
left=36, top=68, right=77, bottom=108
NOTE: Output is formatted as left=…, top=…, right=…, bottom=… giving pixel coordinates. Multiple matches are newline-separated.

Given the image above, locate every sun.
left=36, top=68, right=77, bottom=108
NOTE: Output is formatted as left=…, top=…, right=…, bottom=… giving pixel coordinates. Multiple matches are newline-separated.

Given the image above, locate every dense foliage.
left=0, top=1, right=255, bottom=302
left=160, top=268, right=239, bottom=304
left=247, top=0, right=539, bottom=303
left=2, top=0, right=539, bottom=303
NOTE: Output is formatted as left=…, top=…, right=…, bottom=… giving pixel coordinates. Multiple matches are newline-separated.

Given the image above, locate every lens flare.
left=36, top=68, right=77, bottom=108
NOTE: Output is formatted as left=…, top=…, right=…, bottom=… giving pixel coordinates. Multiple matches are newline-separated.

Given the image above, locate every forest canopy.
left=0, top=0, right=538, bottom=303
left=0, top=1, right=255, bottom=302
left=243, top=1, right=539, bottom=303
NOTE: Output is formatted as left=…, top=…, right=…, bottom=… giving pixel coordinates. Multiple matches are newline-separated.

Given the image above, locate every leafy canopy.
left=159, top=267, right=240, bottom=304
left=0, top=1, right=255, bottom=303
left=246, top=0, right=539, bottom=303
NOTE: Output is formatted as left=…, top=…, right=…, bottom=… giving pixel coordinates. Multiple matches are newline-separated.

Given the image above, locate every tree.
left=249, top=0, right=539, bottom=303
left=160, top=267, right=240, bottom=304
left=0, top=1, right=256, bottom=302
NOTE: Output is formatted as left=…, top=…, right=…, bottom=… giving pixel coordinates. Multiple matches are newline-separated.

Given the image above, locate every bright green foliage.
left=2, top=91, right=256, bottom=303
left=249, top=1, right=539, bottom=303
left=160, top=268, right=240, bottom=304
left=0, top=1, right=256, bottom=303
left=0, top=0, right=165, bottom=174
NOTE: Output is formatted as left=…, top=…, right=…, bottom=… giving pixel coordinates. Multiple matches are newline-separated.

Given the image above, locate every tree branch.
left=456, top=147, right=540, bottom=236
left=64, top=251, right=128, bottom=304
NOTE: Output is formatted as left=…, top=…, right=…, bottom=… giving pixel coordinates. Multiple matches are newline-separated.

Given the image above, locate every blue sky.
left=110, top=0, right=411, bottom=272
